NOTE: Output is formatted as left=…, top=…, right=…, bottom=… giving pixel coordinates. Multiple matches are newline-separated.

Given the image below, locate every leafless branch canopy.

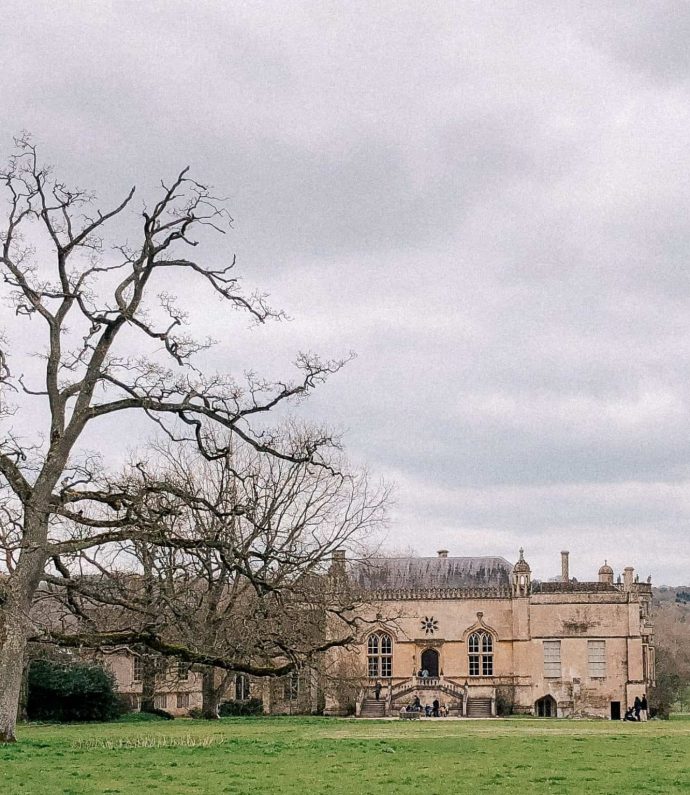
left=34, top=441, right=388, bottom=675
left=0, top=137, right=382, bottom=717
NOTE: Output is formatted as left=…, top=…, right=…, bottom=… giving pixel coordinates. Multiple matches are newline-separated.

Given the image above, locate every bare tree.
left=0, top=136, right=354, bottom=742
left=39, top=438, right=387, bottom=719
left=651, top=599, right=690, bottom=717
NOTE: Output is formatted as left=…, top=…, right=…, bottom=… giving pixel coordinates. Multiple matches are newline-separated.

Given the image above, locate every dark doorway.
left=421, top=648, right=439, bottom=677
left=610, top=701, right=621, bottom=721
left=535, top=695, right=557, bottom=717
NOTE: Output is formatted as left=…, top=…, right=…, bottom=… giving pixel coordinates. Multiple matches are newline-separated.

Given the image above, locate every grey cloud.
left=578, top=1, right=690, bottom=84
left=2, top=2, right=690, bottom=582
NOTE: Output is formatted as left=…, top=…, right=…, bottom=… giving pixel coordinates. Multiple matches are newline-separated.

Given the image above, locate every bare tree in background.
left=40, top=438, right=387, bottom=719
left=0, top=136, right=357, bottom=742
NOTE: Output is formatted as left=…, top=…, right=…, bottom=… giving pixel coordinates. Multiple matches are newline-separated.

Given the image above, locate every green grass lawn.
left=2, top=716, right=690, bottom=794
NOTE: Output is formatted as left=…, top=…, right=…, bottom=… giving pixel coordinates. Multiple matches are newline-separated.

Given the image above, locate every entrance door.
left=421, top=648, right=439, bottom=677
left=535, top=695, right=557, bottom=717
left=610, top=701, right=621, bottom=721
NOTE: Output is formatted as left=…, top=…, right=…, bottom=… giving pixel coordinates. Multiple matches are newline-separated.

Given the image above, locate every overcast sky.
left=2, top=1, right=690, bottom=583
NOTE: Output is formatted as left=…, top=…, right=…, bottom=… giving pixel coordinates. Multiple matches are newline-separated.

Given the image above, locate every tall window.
left=133, top=656, right=143, bottom=682
left=367, top=632, right=393, bottom=678
left=176, top=692, right=190, bottom=709
left=177, top=661, right=190, bottom=681
left=468, top=632, right=493, bottom=676
left=588, top=640, right=606, bottom=677
left=284, top=671, right=299, bottom=701
left=154, top=694, right=167, bottom=709
left=543, top=640, right=561, bottom=678
left=235, top=674, right=250, bottom=701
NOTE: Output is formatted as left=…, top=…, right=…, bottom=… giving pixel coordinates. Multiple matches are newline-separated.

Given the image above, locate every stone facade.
left=326, top=549, right=654, bottom=719
left=100, top=651, right=319, bottom=717
left=96, top=548, right=653, bottom=719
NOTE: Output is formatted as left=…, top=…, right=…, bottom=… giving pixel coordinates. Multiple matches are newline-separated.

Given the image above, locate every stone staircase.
left=466, top=697, right=492, bottom=718
left=359, top=698, right=386, bottom=718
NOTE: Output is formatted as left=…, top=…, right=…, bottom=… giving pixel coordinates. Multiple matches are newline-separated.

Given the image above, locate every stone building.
left=327, top=548, right=654, bottom=719
left=91, top=547, right=654, bottom=719
left=100, top=650, right=320, bottom=717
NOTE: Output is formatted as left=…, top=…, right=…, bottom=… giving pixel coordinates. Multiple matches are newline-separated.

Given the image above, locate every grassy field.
left=2, top=715, right=690, bottom=795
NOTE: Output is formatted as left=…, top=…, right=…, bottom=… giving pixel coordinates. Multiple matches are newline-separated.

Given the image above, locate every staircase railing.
left=389, top=676, right=468, bottom=705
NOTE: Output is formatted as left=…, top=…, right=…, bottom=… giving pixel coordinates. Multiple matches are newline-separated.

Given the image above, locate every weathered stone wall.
left=352, top=579, right=651, bottom=719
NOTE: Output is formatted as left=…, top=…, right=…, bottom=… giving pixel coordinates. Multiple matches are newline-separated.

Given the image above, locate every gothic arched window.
left=367, top=632, right=393, bottom=678
left=468, top=631, right=493, bottom=676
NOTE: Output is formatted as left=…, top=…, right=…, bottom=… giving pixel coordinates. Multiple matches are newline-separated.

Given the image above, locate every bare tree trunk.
left=17, top=662, right=29, bottom=723
left=0, top=608, right=27, bottom=743
left=0, top=539, right=47, bottom=743
left=140, top=655, right=156, bottom=714
left=201, top=667, right=220, bottom=720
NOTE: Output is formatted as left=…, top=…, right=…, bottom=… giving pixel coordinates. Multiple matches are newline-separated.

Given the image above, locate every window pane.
left=380, top=634, right=392, bottom=654
left=284, top=672, right=299, bottom=700
left=482, top=634, right=493, bottom=653
left=368, top=657, right=379, bottom=677
left=544, top=640, right=561, bottom=678
left=482, top=656, right=493, bottom=676
left=588, top=641, right=606, bottom=677
left=236, top=674, right=250, bottom=701
left=381, top=657, right=392, bottom=678
left=469, top=655, right=479, bottom=676
left=368, top=635, right=379, bottom=654
left=469, top=634, right=479, bottom=653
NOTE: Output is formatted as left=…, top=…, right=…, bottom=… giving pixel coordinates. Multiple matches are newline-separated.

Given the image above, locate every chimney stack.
left=561, top=551, right=569, bottom=583
left=623, top=566, right=634, bottom=591
left=437, top=549, right=449, bottom=558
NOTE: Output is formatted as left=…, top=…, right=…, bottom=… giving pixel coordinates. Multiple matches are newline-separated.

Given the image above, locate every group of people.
left=401, top=696, right=448, bottom=717
left=624, top=694, right=649, bottom=721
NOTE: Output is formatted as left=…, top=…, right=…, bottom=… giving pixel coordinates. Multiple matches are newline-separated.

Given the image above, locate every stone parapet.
left=370, top=586, right=512, bottom=601
left=531, top=581, right=621, bottom=594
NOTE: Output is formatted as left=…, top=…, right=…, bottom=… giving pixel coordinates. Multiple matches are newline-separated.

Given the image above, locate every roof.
left=352, top=556, right=512, bottom=591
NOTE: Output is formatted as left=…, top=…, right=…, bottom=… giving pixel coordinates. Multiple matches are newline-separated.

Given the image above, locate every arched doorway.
left=421, top=648, right=439, bottom=677
left=535, top=695, right=557, bottom=717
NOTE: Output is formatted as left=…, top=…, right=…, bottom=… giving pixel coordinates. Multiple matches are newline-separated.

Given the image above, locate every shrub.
left=116, top=711, right=169, bottom=723
left=142, top=707, right=174, bottom=720
left=218, top=698, right=263, bottom=716
left=27, top=659, right=122, bottom=722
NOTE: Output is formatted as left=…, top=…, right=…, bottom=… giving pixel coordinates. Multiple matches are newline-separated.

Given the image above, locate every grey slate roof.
left=353, top=556, right=512, bottom=591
